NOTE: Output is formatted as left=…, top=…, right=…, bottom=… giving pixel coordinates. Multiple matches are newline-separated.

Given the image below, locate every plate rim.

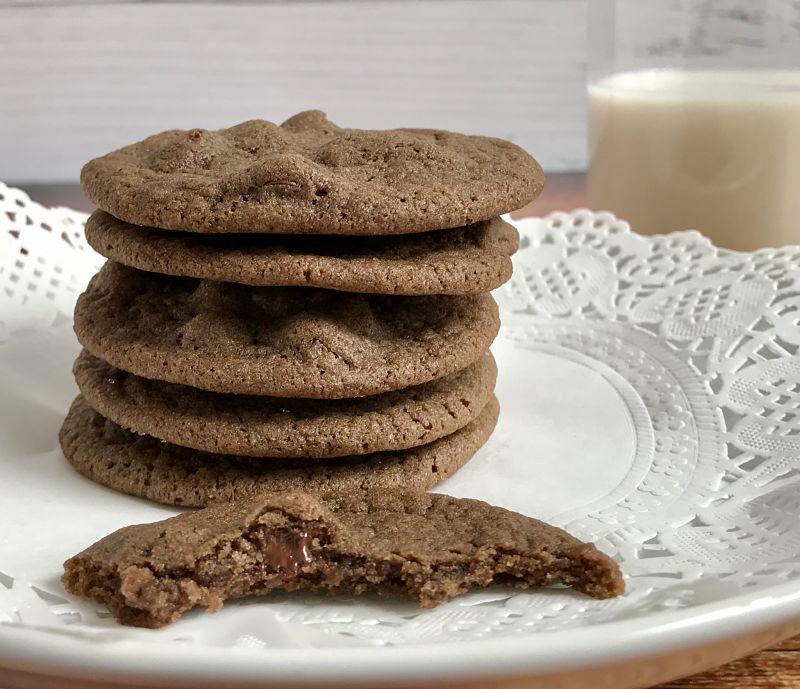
left=2, top=579, right=800, bottom=686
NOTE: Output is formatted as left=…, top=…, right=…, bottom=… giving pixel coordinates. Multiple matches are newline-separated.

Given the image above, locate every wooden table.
left=9, top=175, right=800, bottom=689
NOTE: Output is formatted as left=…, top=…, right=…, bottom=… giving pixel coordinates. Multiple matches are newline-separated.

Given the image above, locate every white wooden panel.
left=0, top=0, right=587, bottom=182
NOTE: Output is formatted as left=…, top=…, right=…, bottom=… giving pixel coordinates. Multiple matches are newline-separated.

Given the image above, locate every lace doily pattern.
left=1, top=184, right=799, bottom=647
left=0, top=183, right=98, bottom=342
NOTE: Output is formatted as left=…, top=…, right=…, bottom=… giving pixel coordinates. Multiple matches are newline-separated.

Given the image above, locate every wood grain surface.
left=10, top=175, right=800, bottom=689
left=657, top=636, right=800, bottom=689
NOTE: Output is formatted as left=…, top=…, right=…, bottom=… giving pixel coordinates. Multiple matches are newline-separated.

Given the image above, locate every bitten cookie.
left=74, top=350, right=497, bottom=458
left=59, top=395, right=500, bottom=507
left=84, top=211, right=519, bottom=295
left=63, top=487, right=623, bottom=628
left=74, top=263, right=500, bottom=397
left=80, top=110, right=544, bottom=235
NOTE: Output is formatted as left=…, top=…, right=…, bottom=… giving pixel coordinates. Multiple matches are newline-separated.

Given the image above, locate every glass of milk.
left=587, top=0, right=800, bottom=251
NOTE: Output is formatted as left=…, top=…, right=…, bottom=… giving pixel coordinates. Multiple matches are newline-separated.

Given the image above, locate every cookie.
left=74, top=350, right=497, bottom=458
left=62, top=487, right=624, bottom=628
left=80, top=110, right=544, bottom=235
left=74, top=263, right=500, bottom=397
left=59, top=395, right=500, bottom=507
left=84, top=211, right=519, bottom=295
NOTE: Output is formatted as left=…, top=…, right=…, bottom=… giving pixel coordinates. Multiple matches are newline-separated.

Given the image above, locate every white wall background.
left=1, top=0, right=782, bottom=183
left=0, top=0, right=587, bottom=183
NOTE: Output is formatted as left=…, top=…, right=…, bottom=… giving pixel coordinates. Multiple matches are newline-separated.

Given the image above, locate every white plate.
left=1, top=183, right=800, bottom=688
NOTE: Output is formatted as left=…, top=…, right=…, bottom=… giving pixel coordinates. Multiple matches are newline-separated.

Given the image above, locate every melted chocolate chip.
left=250, top=522, right=328, bottom=574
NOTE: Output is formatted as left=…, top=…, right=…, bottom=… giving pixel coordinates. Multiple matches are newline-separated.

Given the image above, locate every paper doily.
left=1, top=181, right=799, bottom=648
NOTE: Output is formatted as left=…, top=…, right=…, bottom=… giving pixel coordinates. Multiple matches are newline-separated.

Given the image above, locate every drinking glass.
left=587, top=1, right=800, bottom=250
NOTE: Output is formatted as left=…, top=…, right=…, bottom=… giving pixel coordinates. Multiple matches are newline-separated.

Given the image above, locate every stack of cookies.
left=60, top=111, right=544, bottom=507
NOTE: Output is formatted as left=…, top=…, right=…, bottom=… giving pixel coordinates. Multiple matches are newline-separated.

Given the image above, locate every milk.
left=588, top=70, right=800, bottom=251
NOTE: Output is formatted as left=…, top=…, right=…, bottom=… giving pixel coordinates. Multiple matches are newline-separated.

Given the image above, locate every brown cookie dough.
left=84, top=211, right=519, bottom=295
left=63, top=487, right=623, bottom=628
left=59, top=395, right=500, bottom=507
left=74, top=350, right=497, bottom=458
left=74, top=263, right=500, bottom=397
left=80, top=111, right=544, bottom=235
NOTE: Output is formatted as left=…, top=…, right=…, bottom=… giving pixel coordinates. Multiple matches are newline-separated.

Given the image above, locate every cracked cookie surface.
left=59, top=395, right=500, bottom=507
left=74, top=263, right=500, bottom=397
left=84, top=211, right=519, bottom=295
left=74, top=351, right=497, bottom=458
left=80, top=110, right=544, bottom=235
left=62, top=485, right=623, bottom=628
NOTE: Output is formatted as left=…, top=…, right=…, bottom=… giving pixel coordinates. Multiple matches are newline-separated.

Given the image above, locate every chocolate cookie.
left=84, top=211, right=519, bottom=295
left=74, top=350, right=497, bottom=458
left=63, top=487, right=624, bottom=628
left=80, top=111, right=544, bottom=235
left=74, top=263, right=500, bottom=397
left=59, top=395, right=500, bottom=507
